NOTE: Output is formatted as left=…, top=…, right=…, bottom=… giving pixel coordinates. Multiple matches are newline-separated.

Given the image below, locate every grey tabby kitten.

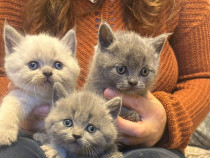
left=85, top=22, right=170, bottom=121
left=0, top=23, right=80, bottom=146
left=40, top=84, right=123, bottom=158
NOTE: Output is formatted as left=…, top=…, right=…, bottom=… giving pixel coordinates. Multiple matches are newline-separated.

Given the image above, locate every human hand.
left=104, top=88, right=167, bottom=147
left=20, top=104, right=50, bottom=134
left=8, top=82, right=50, bottom=134
left=8, top=81, right=18, bottom=90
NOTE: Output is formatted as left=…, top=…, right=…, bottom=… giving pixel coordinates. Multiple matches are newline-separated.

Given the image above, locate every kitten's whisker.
left=34, top=82, right=40, bottom=101
left=84, top=146, right=92, bottom=158
left=92, top=147, right=99, bottom=158
left=22, top=81, right=33, bottom=99
left=86, top=144, right=98, bottom=158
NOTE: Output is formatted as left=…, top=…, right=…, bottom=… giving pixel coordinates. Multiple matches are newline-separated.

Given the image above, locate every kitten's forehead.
left=110, top=45, right=151, bottom=68
left=109, top=32, right=158, bottom=67
left=55, top=92, right=108, bottom=121
left=117, top=33, right=154, bottom=54
left=20, top=34, right=69, bottom=62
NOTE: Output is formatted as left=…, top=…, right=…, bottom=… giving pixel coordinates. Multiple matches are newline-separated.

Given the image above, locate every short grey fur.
left=85, top=21, right=170, bottom=121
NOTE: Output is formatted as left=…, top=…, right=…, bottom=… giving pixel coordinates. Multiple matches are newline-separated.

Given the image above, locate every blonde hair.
left=24, top=0, right=174, bottom=35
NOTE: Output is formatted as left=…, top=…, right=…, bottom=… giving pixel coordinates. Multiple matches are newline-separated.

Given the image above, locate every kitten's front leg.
left=102, top=146, right=123, bottom=158
left=41, top=144, right=62, bottom=158
left=0, top=95, right=22, bottom=146
left=33, top=132, right=49, bottom=144
left=0, top=91, right=34, bottom=146
left=103, top=151, right=123, bottom=158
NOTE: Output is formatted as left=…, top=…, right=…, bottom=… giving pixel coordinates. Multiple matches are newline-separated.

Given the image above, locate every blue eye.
left=54, top=61, right=63, bottom=70
left=116, top=66, right=127, bottom=74
left=63, top=119, right=73, bottom=127
left=28, top=61, right=39, bottom=70
left=140, top=68, right=149, bottom=77
left=86, top=124, right=96, bottom=133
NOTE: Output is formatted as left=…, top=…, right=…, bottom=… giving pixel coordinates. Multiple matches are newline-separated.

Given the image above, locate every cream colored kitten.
left=0, top=23, right=80, bottom=146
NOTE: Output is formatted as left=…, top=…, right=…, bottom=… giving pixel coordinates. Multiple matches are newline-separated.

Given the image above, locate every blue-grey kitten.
left=84, top=22, right=170, bottom=121
left=39, top=84, right=123, bottom=158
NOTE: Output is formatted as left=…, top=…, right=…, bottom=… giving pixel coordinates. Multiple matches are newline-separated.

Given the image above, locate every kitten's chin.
left=65, top=141, right=83, bottom=153
left=43, top=78, right=54, bottom=86
left=36, top=87, right=53, bottom=97
left=43, top=81, right=53, bottom=87
left=118, top=88, right=147, bottom=96
left=26, top=83, right=53, bottom=97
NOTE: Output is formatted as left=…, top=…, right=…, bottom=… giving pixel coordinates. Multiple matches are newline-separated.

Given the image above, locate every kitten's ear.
left=104, top=97, right=122, bottom=120
left=53, top=83, right=69, bottom=104
left=61, top=29, right=77, bottom=56
left=150, top=33, right=172, bottom=54
left=98, top=21, right=116, bottom=50
left=3, top=22, right=24, bottom=55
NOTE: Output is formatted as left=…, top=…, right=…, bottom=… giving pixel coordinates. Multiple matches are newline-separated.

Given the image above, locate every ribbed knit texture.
left=75, top=0, right=126, bottom=87
left=0, top=0, right=209, bottom=151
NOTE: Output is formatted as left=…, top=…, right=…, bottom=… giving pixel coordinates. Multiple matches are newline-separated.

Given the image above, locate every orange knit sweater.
left=0, top=0, right=210, bottom=151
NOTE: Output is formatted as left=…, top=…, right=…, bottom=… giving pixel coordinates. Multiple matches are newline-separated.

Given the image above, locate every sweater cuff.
left=153, top=91, right=193, bottom=151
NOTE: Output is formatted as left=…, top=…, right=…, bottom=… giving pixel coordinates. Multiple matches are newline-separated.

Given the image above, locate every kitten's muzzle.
left=43, top=71, right=54, bottom=85
left=72, top=134, right=82, bottom=140
left=43, top=72, right=53, bottom=78
left=128, top=78, right=138, bottom=87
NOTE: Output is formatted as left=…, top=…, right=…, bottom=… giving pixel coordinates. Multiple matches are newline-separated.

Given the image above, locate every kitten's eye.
left=54, top=61, right=63, bottom=70
left=28, top=61, right=39, bottom=70
left=140, top=68, right=149, bottom=77
left=86, top=124, right=96, bottom=133
left=116, top=66, right=127, bottom=74
left=63, top=119, right=73, bottom=127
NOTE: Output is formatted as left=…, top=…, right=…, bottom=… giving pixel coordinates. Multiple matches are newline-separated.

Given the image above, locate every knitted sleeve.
left=0, top=0, right=24, bottom=98
left=154, top=0, right=210, bottom=150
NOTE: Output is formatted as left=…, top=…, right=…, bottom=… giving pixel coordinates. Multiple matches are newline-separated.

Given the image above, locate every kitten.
left=0, top=23, right=80, bottom=146
left=39, top=84, right=122, bottom=158
left=84, top=22, right=170, bottom=121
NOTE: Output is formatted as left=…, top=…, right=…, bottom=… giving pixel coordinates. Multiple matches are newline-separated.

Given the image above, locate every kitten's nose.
left=128, top=78, right=138, bottom=87
left=43, top=72, right=53, bottom=78
left=72, top=134, right=82, bottom=139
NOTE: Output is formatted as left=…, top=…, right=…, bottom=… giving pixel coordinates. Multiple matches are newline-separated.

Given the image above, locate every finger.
left=119, top=134, right=152, bottom=147
left=121, top=94, right=146, bottom=112
left=104, top=88, right=122, bottom=99
left=117, top=116, right=146, bottom=138
left=104, top=88, right=144, bottom=112
left=20, top=119, right=45, bottom=134
left=31, top=121, right=45, bottom=131
left=31, top=105, right=50, bottom=117
left=119, top=134, right=144, bottom=146
left=8, top=82, right=18, bottom=90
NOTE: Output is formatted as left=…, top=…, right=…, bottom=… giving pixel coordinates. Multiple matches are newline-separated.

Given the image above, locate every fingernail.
left=104, top=88, right=116, bottom=99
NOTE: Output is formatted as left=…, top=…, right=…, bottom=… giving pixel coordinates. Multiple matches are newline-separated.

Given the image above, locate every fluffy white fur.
left=0, top=23, right=80, bottom=146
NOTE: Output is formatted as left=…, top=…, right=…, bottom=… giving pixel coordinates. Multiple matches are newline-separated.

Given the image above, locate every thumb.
left=104, top=88, right=146, bottom=112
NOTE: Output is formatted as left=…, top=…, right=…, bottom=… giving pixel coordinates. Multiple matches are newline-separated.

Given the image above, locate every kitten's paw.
left=41, top=144, right=61, bottom=158
left=121, top=110, right=141, bottom=122
left=0, top=125, right=18, bottom=146
left=33, top=132, right=49, bottom=144
left=105, top=152, right=123, bottom=158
